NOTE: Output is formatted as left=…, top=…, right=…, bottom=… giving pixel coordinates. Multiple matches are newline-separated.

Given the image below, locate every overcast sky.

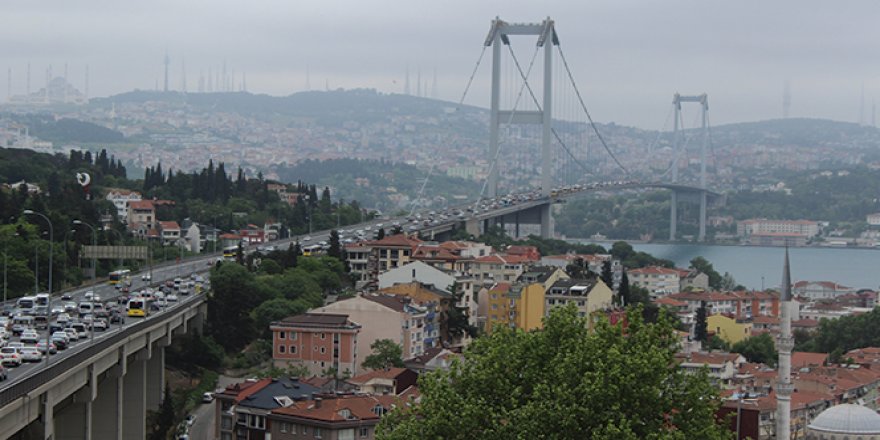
left=3, top=1, right=880, bottom=129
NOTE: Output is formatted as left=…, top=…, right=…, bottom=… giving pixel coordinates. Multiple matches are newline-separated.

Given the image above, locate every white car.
left=141, top=274, right=152, bottom=281
left=20, top=347, right=41, bottom=362
left=20, top=331, right=40, bottom=344
left=302, top=236, right=311, bottom=242
left=166, top=294, right=179, bottom=302
left=84, top=291, right=94, bottom=301
left=0, top=347, right=21, bottom=367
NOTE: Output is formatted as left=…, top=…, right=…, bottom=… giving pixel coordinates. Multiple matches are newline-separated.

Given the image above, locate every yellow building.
left=485, top=283, right=513, bottom=334
left=707, top=314, right=752, bottom=345
left=509, top=267, right=569, bottom=331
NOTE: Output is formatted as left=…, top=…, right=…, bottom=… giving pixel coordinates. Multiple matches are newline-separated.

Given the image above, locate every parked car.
left=202, top=392, right=214, bottom=403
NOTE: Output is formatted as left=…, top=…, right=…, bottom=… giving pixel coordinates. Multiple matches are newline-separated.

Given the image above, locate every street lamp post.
left=23, top=209, right=52, bottom=367
left=72, top=220, right=97, bottom=284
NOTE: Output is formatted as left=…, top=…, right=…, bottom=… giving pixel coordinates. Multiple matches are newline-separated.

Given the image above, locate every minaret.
left=776, top=248, right=794, bottom=440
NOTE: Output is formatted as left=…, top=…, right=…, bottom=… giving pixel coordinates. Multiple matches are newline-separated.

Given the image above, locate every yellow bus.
left=127, top=297, right=152, bottom=318
left=109, top=269, right=131, bottom=285
left=222, top=246, right=238, bottom=261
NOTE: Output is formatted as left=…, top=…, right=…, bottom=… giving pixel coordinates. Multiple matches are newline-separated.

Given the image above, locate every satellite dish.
left=76, top=172, right=91, bottom=187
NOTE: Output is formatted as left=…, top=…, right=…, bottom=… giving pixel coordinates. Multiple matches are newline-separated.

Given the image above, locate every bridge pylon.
left=669, top=93, right=709, bottom=242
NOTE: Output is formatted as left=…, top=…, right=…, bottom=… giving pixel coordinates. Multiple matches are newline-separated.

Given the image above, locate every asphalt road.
left=182, top=375, right=238, bottom=440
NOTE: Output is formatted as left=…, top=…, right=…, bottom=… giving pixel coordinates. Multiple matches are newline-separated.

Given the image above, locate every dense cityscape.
left=4, top=3, right=880, bottom=440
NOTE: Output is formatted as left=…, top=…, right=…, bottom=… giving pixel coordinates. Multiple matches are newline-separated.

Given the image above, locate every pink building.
left=270, top=313, right=360, bottom=377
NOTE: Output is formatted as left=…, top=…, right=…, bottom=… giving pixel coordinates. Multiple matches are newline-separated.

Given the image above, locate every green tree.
left=250, top=298, right=310, bottom=338
left=694, top=301, right=708, bottom=343
left=619, top=270, right=632, bottom=306
left=207, top=263, right=270, bottom=352
left=362, top=339, right=405, bottom=370
left=328, top=230, right=342, bottom=259
left=689, top=256, right=722, bottom=290
left=149, top=384, right=175, bottom=440
left=730, top=333, right=778, bottom=366
left=445, top=283, right=477, bottom=341
left=377, top=306, right=730, bottom=440
left=600, top=260, right=614, bottom=291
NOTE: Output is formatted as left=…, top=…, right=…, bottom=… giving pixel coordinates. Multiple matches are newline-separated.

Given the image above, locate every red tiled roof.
left=128, top=200, right=154, bottom=210
left=158, top=221, right=180, bottom=230
left=474, top=254, right=530, bottom=265
left=272, top=394, right=407, bottom=422
left=792, top=352, right=828, bottom=368
left=655, top=297, right=687, bottom=307
left=629, top=266, right=681, bottom=276
left=365, top=234, right=422, bottom=248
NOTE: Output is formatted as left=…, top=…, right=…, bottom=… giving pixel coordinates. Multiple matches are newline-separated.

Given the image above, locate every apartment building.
left=270, top=314, right=361, bottom=377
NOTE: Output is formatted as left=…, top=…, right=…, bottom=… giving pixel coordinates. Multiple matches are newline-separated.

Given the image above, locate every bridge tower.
left=669, top=93, right=709, bottom=242
left=485, top=17, right=558, bottom=238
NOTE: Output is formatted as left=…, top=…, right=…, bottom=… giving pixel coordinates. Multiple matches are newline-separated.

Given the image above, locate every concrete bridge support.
left=54, top=386, right=92, bottom=440
left=669, top=191, right=678, bottom=241
left=146, top=342, right=165, bottom=410
left=122, top=350, right=148, bottom=440
left=92, top=366, right=123, bottom=440
left=540, top=204, right=553, bottom=239
left=699, top=191, right=707, bottom=242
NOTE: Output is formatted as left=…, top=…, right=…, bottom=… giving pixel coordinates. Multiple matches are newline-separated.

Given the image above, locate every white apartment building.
left=737, top=219, right=820, bottom=237
left=105, top=189, right=142, bottom=221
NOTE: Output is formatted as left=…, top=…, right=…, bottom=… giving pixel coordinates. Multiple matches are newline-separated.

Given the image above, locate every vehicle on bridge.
left=222, top=245, right=238, bottom=261
left=108, top=269, right=131, bottom=286
left=15, top=297, right=35, bottom=315
left=127, top=297, right=152, bottom=318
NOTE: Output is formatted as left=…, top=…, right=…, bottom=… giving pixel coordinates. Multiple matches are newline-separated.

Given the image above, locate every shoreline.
left=565, top=238, right=880, bottom=252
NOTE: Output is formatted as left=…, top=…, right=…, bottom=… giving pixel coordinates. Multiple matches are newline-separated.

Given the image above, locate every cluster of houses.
left=105, top=188, right=281, bottom=252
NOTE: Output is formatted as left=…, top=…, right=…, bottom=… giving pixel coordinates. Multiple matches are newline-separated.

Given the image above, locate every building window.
left=291, top=332, right=297, bottom=341
left=302, top=425, right=308, bottom=434
left=279, top=331, right=286, bottom=339
left=221, top=416, right=232, bottom=430
left=280, top=422, right=289, bottom=433
left=360, top=427, right=369, bottom=438
left=314, top=427, right=323, bottom=438
left=290, top=345, right=297, bottom=354
left=320, top=347, right=326, bottom=354
left=279, top=345, right=286, bottom=353
left=321, top=333, right=326, bottom=340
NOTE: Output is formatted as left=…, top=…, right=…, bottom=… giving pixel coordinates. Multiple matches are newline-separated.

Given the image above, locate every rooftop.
left=272, top=313, right=360, bottom=330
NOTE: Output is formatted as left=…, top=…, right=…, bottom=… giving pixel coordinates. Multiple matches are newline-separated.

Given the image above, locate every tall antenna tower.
left=783, top=80, right=791, bottom=119
left=180, top=59, right=187, bottom=93
left=860, top=83, right=866, bottom=125
left=163, top=51, right=170, bottom=92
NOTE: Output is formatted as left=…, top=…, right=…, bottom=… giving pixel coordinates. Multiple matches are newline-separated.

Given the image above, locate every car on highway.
left=109, top=312, right=125, bottom=325
left=36, top=341, right=56, bottom=355
left=63, top=302, right=77, bottom=313
left=84, top=291, right=95, bottom=301
left=92, top=319, right=108, bottom=332
left=57, top=313, right=71, bottom=325
left=166, top=293, right=179, bottom=302
left=51, top=306, right=64, bottom=316
left=61, top=293, right=72, bottom=301
left=141, top=273, right=152, bottom=281
left=20, top=347, right=41, bottom=362
left=51, top=332, right=69, bottom=349
left=70, top=323, right=88, bottom=339
left=0, top=348, right=21, bottom=367
left=178, top=287, right=190, bottom=296
left=302, top=236, right=311, bottom=241
left=20, top=331, right=40, bottom=344
left=64, top=327, right=79, bottom=342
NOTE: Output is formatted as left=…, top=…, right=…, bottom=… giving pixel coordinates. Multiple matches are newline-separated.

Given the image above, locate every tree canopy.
left=362, top=339, right=405, bottom=371
left=378, top=306, right=730, bottom=440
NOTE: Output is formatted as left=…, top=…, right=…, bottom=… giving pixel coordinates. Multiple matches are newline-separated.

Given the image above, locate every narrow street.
left=182, top=375, right=238, bottom=440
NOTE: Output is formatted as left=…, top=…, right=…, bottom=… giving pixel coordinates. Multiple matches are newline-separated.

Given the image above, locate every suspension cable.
left=409, top=45, right=488, bottom=215
left=556, top=45, right=630, bottom=175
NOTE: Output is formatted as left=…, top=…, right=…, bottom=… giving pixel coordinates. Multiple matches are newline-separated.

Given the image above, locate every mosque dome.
left=807, top=404, right=880, bottom=439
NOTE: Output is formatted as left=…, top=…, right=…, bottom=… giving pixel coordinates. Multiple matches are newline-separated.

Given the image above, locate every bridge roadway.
left=0, top=260, right=208, bottom=439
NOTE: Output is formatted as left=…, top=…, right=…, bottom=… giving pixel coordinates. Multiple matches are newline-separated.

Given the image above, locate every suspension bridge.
left=414, top=16, right=723, bottom=242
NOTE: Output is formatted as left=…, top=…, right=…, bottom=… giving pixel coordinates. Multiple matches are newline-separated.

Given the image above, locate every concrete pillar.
left=122, top=351, right=147, bottom=440
left=146, top=344, right=165, bottom=410
left=54, top=387, right=91, bottom=440
left=464, top=219, right=481, bottom=238
left=482, top=219, right=490, bottom=235
left=698, top=191, right=707, bottom=242
left=514, top=212, right=520, bottom=238
left=92, top=367, right=123, bottom=440
left=669, top=191, right=678, bottom=241
left=539, top=204, right=553, bottom=239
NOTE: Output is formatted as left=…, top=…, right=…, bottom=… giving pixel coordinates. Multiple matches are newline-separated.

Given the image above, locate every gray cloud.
left=2, top=0, right=880, bottom=128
